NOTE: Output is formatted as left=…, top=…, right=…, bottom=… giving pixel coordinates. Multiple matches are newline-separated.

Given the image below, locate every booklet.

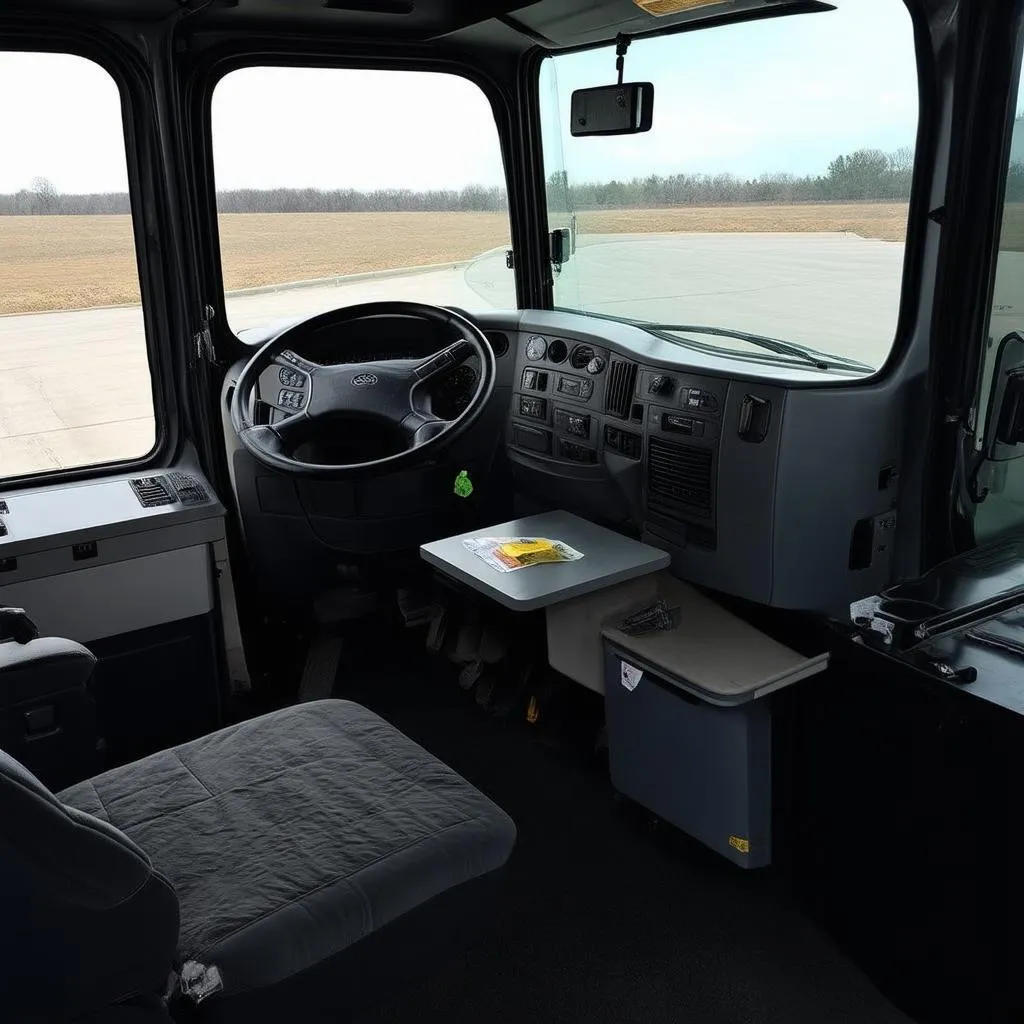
left=463, top=536, right=584, bottom=573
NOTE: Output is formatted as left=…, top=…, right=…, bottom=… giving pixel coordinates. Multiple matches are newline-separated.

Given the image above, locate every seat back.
left=0, top=746, right=180, bottom=1022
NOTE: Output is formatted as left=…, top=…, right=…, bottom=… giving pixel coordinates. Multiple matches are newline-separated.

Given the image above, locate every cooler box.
left=601, top=576, right=828, bottom=868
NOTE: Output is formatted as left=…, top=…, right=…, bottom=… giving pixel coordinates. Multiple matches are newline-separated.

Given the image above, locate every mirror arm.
left=615, top=34, right=630, bottom=85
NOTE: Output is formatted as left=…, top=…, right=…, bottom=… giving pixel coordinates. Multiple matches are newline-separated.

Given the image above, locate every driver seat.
left=2, top=693, right=516, bottom=1023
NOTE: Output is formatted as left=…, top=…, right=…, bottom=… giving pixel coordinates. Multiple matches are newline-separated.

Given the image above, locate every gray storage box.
left=604, top=642, right=772, bottom=868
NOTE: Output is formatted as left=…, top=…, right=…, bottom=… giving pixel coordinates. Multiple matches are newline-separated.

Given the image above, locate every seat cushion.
left=59, top=699, right=516, bottom=998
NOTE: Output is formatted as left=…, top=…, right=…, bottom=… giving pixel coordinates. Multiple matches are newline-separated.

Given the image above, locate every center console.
left=509, top=331, right=729, bottom=552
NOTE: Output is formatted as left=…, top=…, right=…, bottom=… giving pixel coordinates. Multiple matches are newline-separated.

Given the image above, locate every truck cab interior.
left=3, top=0, right=1024, bottom=1021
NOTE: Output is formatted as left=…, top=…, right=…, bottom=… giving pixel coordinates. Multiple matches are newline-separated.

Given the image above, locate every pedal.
left=475, top=671, right=498, bottom=710
left=479, top=622, right=508, bottom=665
left=397, top=589, right=441, bottom=628
left=450, top=617, right=483, bottom=665
left=425, top=609, right=448, bottom=653
left=458, top=659, right=483, bottom=691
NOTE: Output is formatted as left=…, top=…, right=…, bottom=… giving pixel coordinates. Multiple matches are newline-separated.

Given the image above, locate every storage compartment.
left=89, top=614, right=222, bottom=766
left=604, top=641, right=772, bottom=868
left=0, top=638, right=100, bottom=789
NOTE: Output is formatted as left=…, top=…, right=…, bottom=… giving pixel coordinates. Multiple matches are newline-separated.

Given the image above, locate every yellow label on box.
left=728, top=835, right=750, bottom=854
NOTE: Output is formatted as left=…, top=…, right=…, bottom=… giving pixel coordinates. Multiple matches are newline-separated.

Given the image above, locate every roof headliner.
left=0, top=0, right=938, bottom=55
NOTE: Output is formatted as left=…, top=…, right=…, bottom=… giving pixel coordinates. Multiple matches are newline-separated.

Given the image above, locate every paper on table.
left=463, top=536, right=584, bottom=573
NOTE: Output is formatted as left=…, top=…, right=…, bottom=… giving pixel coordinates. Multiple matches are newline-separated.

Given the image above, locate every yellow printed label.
left=495, top=539, right=566, bottom=569
left=500, top=540, right=555, bottom=558
left=526, top=696, right=540, bottom=724
left=728, top=835, right=750, bottom=854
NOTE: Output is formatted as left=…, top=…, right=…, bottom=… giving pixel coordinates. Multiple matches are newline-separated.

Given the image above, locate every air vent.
left=570, top=344, right=595, bottom=370
left=486, top=332, right=510, bottom=357
left=130, top=476, right=173, bottom=508
left=646, top=437, right=713, bottom=520
left=604, top=358, right=638, bottom=418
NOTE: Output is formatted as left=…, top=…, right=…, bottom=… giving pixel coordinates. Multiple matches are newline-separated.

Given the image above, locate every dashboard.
left=230, top=307, right=907, bottom=618
left=474, top=309, right=906, bottom=619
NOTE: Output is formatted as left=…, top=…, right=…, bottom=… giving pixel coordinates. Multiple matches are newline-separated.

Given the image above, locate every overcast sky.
left=0, top=0, right=920, bottom=196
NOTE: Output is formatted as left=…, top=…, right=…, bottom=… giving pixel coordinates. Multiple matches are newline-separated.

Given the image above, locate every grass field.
left=0, top=202, right=924, bottom=314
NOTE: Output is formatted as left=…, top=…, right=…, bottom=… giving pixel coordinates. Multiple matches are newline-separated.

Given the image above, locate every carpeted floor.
left=338, top=630, right=914, bottom=1024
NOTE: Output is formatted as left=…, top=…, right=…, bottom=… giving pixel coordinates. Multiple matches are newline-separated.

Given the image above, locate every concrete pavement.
left=1, top=232, right=908, bottom=476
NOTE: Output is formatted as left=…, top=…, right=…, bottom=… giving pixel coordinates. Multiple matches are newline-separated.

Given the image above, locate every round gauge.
left=570, top=345, right=595, bottom=370
left=526, top=335, right=547, bottom=361
left=586, top=356, right=606, bottom=375
left=547, top=338, right=568, bottom=363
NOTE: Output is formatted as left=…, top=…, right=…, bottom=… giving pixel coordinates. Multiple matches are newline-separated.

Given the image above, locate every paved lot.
left=0, top=232, right=907, bottom=477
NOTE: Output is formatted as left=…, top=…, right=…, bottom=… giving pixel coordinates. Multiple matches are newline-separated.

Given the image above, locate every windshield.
left=539, top=0, right=919, bottom=374
left=211, top=68, right=514, bottom=335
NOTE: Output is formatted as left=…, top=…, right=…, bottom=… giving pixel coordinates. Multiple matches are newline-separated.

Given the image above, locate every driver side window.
left=211, top=67, right=515, bottom=335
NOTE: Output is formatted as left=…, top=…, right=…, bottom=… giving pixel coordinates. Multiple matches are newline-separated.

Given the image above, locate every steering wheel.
left=230, top=301, right=496, bottom=478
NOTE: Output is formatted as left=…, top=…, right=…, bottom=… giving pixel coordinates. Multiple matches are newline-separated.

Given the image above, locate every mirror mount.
left=615, top=32, right=630, bottom=86
left=549, top=228, right=571, bottom=272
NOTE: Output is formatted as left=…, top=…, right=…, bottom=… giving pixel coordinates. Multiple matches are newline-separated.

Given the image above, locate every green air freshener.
left=453, top=470, right=474, bottom=498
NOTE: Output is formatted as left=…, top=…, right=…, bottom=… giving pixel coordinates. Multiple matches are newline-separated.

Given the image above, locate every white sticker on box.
left=621, top=661, right=643, bottom=691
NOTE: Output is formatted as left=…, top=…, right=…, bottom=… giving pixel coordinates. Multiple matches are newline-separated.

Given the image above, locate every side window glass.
left=0, top=52, right=156, bottom=479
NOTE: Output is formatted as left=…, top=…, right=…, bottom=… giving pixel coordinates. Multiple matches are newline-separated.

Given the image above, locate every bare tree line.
left=12, top=145, right=1023, bottom=216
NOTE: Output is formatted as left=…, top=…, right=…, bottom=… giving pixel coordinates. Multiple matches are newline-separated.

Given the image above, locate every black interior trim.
left=923, top=0, right=1024, bottom=566
left=0, top=18, right=182, bottom=492
left=177, top=38, right=525, bottom=362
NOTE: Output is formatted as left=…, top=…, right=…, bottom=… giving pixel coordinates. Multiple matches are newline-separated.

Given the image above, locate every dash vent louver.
left=604, top=358, right=638, bottom=419
left=130, top=476, right=174, bottom=508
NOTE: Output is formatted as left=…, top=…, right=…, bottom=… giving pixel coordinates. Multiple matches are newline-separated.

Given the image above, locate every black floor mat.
left=337, top=633, right=913, bottom=1024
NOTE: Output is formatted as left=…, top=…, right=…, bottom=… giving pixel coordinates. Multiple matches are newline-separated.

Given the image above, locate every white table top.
left=602, top=574, right=829, bottom=705
left=420, top=510, right=670, bottom=611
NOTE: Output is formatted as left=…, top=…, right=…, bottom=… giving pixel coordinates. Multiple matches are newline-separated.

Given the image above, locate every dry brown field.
left=0, top=202, right=953, bottom=315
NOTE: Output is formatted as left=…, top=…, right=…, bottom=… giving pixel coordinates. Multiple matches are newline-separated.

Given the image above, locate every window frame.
left=967, top=34, right=1024, bottom=448
left=940, top=5, right=1024, bottom=552
left=528, top=0, right=935, bottom=386
left=0, top=26, right=177, bottom=490
left=185, top=45, right=527, bottom=356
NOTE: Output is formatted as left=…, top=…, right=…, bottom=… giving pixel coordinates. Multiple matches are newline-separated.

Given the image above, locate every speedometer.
left=526, top=336, right=547, bottom=361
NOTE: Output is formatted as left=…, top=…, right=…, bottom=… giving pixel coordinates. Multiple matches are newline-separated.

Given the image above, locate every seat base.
left=59, top=699, right=516, bottom=1019
left=184, top=869, right=504, bottom=1024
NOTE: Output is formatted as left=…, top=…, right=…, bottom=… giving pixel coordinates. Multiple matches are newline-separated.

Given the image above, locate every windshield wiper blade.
left=640, top=323, right=874, bottom=373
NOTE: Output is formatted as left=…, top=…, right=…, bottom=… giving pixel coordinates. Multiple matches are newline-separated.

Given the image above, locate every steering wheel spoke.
left=413, top=340, right=474, bottom=384
left=402, top=410, right=449, bottom=448
left=274, top=350, right=321, bottom=375
left=244, top=413, right=308, bottom=457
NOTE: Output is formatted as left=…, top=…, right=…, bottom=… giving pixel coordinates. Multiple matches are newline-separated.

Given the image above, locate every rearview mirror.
left=570, top=82, right=654, bottom=137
